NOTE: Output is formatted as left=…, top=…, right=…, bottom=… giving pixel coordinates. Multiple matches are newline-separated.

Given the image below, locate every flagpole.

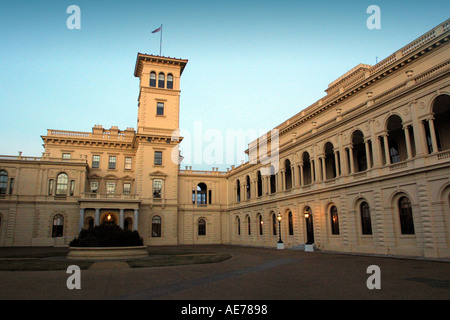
left=159, top=24, right=163, bottom=56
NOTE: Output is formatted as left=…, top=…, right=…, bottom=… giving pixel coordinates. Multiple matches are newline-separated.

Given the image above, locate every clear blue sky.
left=1, top=0, right=449, bottom=170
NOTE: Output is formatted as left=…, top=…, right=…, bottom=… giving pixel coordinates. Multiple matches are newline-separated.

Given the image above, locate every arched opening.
left=247, top=215, right=251, bottom=236
left=302, top=152, right=312, bottom=185
left=236, top=216, right=241, bottom=236
left=257, top=171, right=263, bottom=197
left=246, top=175, right=251, bottom=200
left=84, top=216, right=94, bottom=230
left=386, top=115, right=406, bottom=163
left=330, top=205, right=340, bottom=235
left=399, top=196, right=415, bottom=235
left=197, top=183, right=207, bottom=205
left=304, top=206, right=314, bottom=244
left=288, top=211, right=294, bottom=235
left=324, top=142, right=336, bottom=180
left=152, top=216, right=161, bottom=237
left=272, top=212, right=277, bottom=235
left=284, top=159, right=292, bottom=190
left=258, top=214, right=263, bottom=235
left=360, top=201, right=372, bottom=235
left=269, top=166, right=276, bottom=194
left=198, top=219, right=206, bottom=236
left=101, top=213, right=117, bottom=225
left=352, top=130, right=367, bottom=172
left=52, top=214, right=64, bottom=237
left=124, top=217, right=133, bottom=231
left=0, top=170, right=7, bottom=195
left=236, top=179, right=241, bottom=202
left=432, top=94, right=450, bottom=152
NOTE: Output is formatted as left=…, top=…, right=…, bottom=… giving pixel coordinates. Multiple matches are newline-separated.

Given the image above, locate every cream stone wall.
left=0, top=20, right=449, bottom=259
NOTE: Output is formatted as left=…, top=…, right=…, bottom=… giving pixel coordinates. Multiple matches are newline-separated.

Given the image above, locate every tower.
left=133, top=54, right=188, bottom=245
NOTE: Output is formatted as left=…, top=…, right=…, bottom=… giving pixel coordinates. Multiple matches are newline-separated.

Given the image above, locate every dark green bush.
left=69, top=224, right=144, bottom=247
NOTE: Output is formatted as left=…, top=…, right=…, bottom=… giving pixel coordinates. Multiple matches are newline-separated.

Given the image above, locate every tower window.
left=167, top=74, right=173, bottom=89
left=158, top=73, right=165, bottom=88
left=154, top=151, right=163, bottom=165
left=150, top=72, right=156, bottom=87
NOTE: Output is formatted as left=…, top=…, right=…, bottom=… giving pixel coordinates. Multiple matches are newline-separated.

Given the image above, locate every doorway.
left=304, top=207, right=314, bottom=245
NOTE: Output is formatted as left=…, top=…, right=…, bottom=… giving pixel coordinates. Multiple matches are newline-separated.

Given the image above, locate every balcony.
left=81, top=192, right=139, bottom=201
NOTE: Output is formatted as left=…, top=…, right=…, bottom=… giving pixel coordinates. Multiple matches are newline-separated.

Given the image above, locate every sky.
left=0, top=0, right=449, bottom=171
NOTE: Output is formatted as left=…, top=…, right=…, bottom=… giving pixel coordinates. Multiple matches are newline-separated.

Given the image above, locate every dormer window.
left=150, top=72, right=156, bottom=87
left=158, top=73, right=165, bottom=88
left=167, top=74, right=173, bottom=89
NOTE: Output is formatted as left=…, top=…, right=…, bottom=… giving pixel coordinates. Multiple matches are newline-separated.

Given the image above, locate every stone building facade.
left=1, top=19, right=449, bottom=258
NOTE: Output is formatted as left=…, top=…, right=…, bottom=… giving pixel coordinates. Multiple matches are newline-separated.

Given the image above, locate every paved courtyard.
left=0, top=245, right=449, bottom=301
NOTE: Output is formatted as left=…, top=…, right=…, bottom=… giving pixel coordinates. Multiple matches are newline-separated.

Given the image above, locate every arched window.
left=330, top=206, right=340, bottom=235
left=158, top=73, right=165, bottom=88
left=198, top=219, right=206, bottom=236
left=0, top=171, right=7, bottom=195
left=399, top=197, right=415, bottom=235
left=152, top=216, right=161, bottom=237
left=431, top=94, right=450, bottom=152
left=258, top=214, right=263, bottom=235
left=389, top=140, right=401, bottom=164
left=56, top=173, right=69, bottom=195
left=167, top=74, right=174, bottom=89
left=52, top=214, right=64, bottom=238
left=272, top=212, right=277, bottom=235
left=247, top=215, right=251, bottom=235
left=288, top=211, right=294, bottom=235
left=150, top=71, right=157, bottom=87
left=257, top=171, right=263, bottom=197
left=236, top=179, right=241, bottom=203
left=246, top=175, right=251, bottom=200
left=84, top=217, right=94, bottom=230
left=197, top=183, right=207, bottom=205
left=285, top=159, right=292, bottom=190
left=360, top=202, right=372, bottom=235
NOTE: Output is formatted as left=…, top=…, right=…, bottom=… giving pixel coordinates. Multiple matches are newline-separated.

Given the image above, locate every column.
left=291, top=164, right=296, bottom=188
left=343, top=147, right=350, bottom=175
left=383, top=133, right=390, bottom=165
left=334, top=150, right=340, bottom=176
left=348, top=147, right=355, bottom=174
left=119, top=209, right=124, bottom=229
left=299, top=162, right=304, bottom=186
left=94, top=208, right=100, bottom=226
left=78, top=208, right=85, bottom=233
left=364, top=139, right=372, bottom=168
left=133, top=209, right=139, bottom=231
left=321, top=156, right=326, bottom=181
left=403, top=125, right=413, bottom=159
left=428, top=118, right=439, bottom=154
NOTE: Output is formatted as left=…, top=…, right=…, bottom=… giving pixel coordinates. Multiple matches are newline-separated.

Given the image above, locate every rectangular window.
left=90, top=182, right=98, bottom=193
left=106, top=182, right=115, bottom=194
left=70, top=180, right=75, bottom=196
left=48, top=179, right=54, bottom=195
left=123, top=183, right=131, bottom=194
left=157, top=102, right=164, bottom=116
left=62, top=153, right=71, bottom=161
left=154, top=151, right=162, bottom=165
left=92, top=155, right=100, bottom=168
left=153, top=179, right=162, bottom=198
left=9, top=178, right=14, bottom=195
left=108, top=156, right=116, bottom=169
left=124, top=157, right=132, bottom=170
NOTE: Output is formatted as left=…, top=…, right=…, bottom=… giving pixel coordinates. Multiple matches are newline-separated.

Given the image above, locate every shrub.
left=69, top=224, right=144, bottom=247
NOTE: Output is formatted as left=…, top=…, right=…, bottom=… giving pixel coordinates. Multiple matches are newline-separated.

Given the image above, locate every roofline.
left=134, top=53, right=188, bottom=77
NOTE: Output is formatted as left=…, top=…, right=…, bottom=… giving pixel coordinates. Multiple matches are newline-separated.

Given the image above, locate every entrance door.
left=305, top=209, right=314, bottom=245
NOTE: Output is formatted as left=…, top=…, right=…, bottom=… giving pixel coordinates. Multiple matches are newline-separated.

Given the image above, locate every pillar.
left=383, top=133, right=390, bottom=165
left=119, top=209, right=124, bottom=229
left=78, top=208, right=85, bottom=233
left=428, top=118, right=439, bottom=154
left=94, top=208, right=100, bottom=226
left=403, top=125, right=413, bottom=159
left=133, top=209, right=139, bottom=231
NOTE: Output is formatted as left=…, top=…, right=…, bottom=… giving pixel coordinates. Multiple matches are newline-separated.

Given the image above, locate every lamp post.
left=277, top=212, right=284, bottom=250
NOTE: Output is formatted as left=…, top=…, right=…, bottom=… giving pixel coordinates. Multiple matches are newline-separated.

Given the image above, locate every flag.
left=152, top=26, right=162, bottom=33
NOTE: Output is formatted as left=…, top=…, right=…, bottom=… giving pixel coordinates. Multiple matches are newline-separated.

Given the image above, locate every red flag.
left=152, top=26, right=162, bottom=33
